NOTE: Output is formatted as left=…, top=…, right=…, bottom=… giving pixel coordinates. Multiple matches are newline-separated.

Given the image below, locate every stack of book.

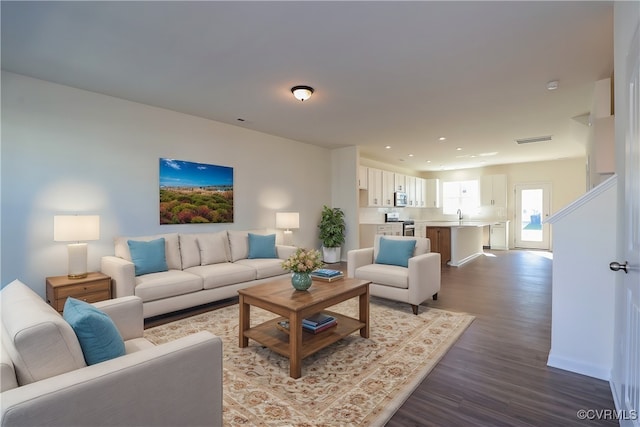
left=310, top=268, right=344, bottom=282
left=302, top=313, right=337, bottom=334
left=276, top=313, right=338, bottom=335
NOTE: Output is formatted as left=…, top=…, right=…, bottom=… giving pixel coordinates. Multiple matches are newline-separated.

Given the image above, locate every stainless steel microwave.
left=394, top=192, right=407, bottom=207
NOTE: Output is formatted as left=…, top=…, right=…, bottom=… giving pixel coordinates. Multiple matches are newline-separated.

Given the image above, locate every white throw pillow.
left=198, top=231, right=230, bottom=265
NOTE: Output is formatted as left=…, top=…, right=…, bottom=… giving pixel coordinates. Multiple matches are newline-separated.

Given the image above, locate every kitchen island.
left=421, top=221, right=498, bottom=267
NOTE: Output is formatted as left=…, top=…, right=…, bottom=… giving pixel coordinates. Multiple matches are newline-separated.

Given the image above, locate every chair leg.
left=432, top=292, right=438, bottom=301
left=411, top=304, right=419, bottom=315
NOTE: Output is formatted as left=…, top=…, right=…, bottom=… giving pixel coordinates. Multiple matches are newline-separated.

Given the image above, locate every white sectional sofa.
left=0, top=279, right=223, bottom=426
left=101, top=230, right=296, bottom=319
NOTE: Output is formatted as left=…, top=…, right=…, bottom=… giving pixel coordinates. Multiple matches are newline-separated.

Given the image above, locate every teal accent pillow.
left=375, top=237, right=417, bottom=268
left=248, top=233, right=277, bottom=259
left=127, top=238, right=168, bottom=276
left=63, top=297, right=126, bottom=365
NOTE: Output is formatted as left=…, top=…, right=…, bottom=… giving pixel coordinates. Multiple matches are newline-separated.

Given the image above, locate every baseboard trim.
left=547, top=352, right=611, bottom=381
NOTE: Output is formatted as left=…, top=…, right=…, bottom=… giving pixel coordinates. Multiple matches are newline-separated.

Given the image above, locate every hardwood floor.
left=145, top=250, right=617, bottom=426
left=386, top=249, right=617, bottom=427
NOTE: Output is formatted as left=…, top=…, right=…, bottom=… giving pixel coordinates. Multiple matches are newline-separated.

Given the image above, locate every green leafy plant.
left=318, top=205, right=346, bottom=248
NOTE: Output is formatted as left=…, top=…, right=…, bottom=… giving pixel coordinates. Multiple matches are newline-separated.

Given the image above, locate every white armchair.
left=0, top=279, right=223, bottom=427
left=348, top=235, right=441, bottom=315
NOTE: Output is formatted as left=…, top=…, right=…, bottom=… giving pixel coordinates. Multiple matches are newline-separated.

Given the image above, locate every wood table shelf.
left=238, top=277, right=370, bottom=379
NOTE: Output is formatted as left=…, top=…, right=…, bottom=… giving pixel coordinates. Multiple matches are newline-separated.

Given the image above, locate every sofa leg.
left=432, top=293, right=438, bottom=301
left=411, top=304, right=419, bottom=315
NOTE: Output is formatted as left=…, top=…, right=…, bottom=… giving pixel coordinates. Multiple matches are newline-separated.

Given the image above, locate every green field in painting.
left=160, top=188, right=233, bottom=224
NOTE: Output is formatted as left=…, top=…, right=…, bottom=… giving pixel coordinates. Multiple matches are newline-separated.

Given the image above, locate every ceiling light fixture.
left=438, top=137, right=447, bottom=141
left=515, top=135, right=552, bottom=144
left=546, top=80, right=559, bottom=91
left=291, top=85, right=314, bottom=101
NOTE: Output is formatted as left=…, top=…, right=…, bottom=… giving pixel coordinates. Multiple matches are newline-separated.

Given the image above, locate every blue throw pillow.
left=127, top=238, right=168, bottom=276
left=63, top=297, right=126, bottom=365
left=248, top=233, right=277, bottom=259
left=375, top=237, right=417, bottom=268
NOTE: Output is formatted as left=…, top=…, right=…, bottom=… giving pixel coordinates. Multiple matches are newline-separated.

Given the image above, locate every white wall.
left=1, top=72, right=333, bottom=296
left=546, top=177, right=616, bottom=380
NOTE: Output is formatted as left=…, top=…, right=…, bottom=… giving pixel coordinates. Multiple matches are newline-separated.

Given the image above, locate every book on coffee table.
left=310, top=271, right=344, bottom=282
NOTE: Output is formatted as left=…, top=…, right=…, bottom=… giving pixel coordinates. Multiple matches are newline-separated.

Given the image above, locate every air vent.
left=515, top=135, right=552, bottom=145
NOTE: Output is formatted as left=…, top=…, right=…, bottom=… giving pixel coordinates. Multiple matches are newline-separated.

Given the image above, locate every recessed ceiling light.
left=438, top=137, right=447, bottom=141
left=385, top=145, right=391, bottom=149
left=456, top=147, right=462, bottom=151
left=426, top=160, right=431, bottom=163
left=408, top=154, right=414, bottom=157
left=546, top=80, right=559, bottom=91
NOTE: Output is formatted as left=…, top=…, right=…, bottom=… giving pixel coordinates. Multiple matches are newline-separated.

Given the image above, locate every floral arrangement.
left=281, top=248, right=324, bottom=274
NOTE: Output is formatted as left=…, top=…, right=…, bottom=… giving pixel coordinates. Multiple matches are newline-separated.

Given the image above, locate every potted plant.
left=318, top=205, right=346, bottom=263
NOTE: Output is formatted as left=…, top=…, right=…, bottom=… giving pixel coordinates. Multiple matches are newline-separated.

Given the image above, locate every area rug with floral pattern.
left=144, top=297, right=474, bottom=426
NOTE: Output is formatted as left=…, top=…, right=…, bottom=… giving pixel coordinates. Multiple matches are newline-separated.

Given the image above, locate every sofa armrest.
left=1, top=331, right=223, bottom=427
left=347, top=248, right=374, bottom=277
left=276, top=244, right=297, bottom=260
left=101, top=256, right=136, bottom=298
left=408, top=252, right=441, bottom=302
left=92, top=296, right=143, bottom=341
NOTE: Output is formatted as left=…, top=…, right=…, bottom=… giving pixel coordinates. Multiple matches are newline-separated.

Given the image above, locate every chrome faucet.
left=457, top=209, right=463, bottom=220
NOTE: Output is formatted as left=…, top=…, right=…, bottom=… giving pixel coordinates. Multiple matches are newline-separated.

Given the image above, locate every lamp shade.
left=54, top=215, right=100, bottom=242
left=276, top=212, right=299, bottom=230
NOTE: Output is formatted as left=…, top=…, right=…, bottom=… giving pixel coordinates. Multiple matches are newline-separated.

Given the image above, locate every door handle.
left=609, top=261, right=628, bottom=273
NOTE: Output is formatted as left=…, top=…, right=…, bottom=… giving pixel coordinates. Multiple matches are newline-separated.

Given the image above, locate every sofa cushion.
left=0, top=280, right=86, bottom=386
left=375, top=237, right=416, bottom=268
left=179, top=233, right=201, bottom=269
left=0, top=343, right=18, bottom=392
left=128, top=238, right=169, bottom=276
left=134, top=270, right=203, bottom=302
left=198, top=231, right=230, bottom=265
left=235, top=258, right=287, bottom=280
left=354, top=264, right=409, bottom=289
left=185, top=263, right=256, bottom=290
left=115, top=233, right=182, bottom=270
left=63, top=298, right=126, bottom=365
left=247, top=233, right=277, bottom=259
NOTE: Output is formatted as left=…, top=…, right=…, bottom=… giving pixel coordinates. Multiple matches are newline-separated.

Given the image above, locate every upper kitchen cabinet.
left=424, top=178, right=440, bottom=208
left=382, top=170, right=395, bottom=207
left=405, top=176, right=416, bottom=207
left=394, top=173, right=406, bottom=192
left=367, top=168, right=382, bottom=206
left=480, top=174, right=507, bottom=207
left=358, top=166, right=368, bottom=190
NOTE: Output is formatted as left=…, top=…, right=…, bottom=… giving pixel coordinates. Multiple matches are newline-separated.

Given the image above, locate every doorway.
left=514, top=183, right=551, bottom=249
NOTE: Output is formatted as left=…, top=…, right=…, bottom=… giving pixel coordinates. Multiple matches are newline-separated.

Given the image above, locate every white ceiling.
left=1, top=1, right=613, bottom=172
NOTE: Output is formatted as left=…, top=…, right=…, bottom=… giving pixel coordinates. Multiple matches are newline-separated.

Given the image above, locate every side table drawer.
left=51, top=290, right=111, bottom=312
left=57, top=280, right=110, bottom=299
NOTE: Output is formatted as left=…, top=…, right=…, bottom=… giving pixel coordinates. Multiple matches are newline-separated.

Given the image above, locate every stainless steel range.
left=385, top=212, right=415, bottom=237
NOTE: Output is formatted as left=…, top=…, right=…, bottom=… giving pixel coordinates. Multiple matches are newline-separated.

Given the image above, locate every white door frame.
left=514, top=182, right=552, bottom=250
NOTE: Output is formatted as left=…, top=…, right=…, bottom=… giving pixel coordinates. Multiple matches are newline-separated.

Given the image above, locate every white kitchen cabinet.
left=424, top=178, right=440, bottom=208
left=490, top=221, right=509, bottom=250
left=394, top=173, right=406, bottom=192
left=358, top=166, right=368, bottom=190
left=415, top=177, right=425, bottom=207
left=481, top=174, right=507, bottom=207
left=405, top=175, right=416, bottom=207
left=382, top=170, right=395, bottom=207
left=367, top=168, right=382, bottom=207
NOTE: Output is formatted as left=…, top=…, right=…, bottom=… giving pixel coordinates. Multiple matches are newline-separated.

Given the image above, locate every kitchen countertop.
left=422, top=220, right=499, bottom=227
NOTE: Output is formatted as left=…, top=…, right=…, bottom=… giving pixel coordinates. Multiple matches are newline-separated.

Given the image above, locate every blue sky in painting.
left=159, top=158, right=233, bottom=188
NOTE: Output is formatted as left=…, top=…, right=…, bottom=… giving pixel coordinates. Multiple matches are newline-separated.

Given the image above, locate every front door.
left=611, top=22, right=640, bottom=427
left=514, top=183, right=551, bottom=249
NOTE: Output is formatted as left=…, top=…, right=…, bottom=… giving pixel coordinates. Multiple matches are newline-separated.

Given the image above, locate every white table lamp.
left=54, top=215, right=100, bottom=279
left=276, top=212, right=299, bottom=245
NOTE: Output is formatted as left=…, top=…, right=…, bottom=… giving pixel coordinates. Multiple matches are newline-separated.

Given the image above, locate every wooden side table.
left=46, top=272, right=112, bottom=313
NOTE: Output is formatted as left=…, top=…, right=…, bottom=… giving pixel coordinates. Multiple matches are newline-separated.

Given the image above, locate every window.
left=442, top=180, right=479, bottom=215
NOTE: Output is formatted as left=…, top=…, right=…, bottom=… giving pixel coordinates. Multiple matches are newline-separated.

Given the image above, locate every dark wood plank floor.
left=386, top=249, right=617, bottom=427
left=145, top=250, right=617, bottom=426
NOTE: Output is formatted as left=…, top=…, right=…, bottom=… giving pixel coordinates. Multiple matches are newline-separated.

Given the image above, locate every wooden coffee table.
left=238, top=277, right=370, bottom=379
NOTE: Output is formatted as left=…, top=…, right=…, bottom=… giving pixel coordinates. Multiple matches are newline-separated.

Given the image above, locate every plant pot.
left=322, top=247, right=341, bottom=264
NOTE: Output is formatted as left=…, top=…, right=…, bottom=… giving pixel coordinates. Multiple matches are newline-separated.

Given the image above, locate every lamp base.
left=67, top=272, right=88, bottom=280
left=67, top=243, right=89, bottom=280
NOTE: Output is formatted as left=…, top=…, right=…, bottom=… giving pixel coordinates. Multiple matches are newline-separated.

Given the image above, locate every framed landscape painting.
left=159, top=158, right=234, bottom=224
